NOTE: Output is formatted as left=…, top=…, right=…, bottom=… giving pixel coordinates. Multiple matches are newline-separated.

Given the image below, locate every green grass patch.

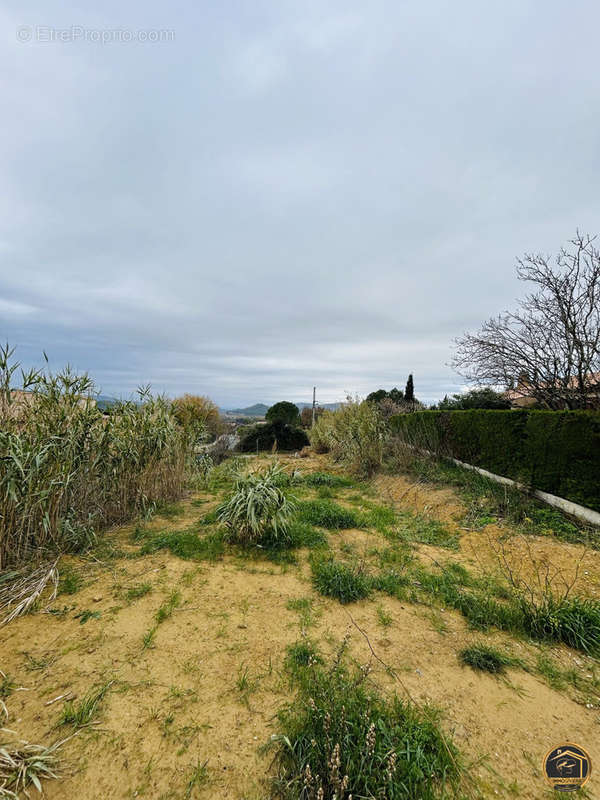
left=58, top=566, right=83, bottom=595
left=126, top=582, right=152, bottom=601
left=302, top=472, right=353, bottom=488
left=296, top=500, right=359, bottom=529
left=59, top=681, right=112, bottom=727
left=138, top=527, right=224, bottom=561
left=155, top=590, right=181, bottom=624
left=459, top=643, right=520, bottom=674
left=271, top=645, right=464, bottom=799
left=397, top=511, right=459, bottom=550
left=310, top=557, right=372, bottom=604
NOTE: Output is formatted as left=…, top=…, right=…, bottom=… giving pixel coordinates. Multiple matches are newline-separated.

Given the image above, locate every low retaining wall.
left=447, top=455, right=600, bottom=528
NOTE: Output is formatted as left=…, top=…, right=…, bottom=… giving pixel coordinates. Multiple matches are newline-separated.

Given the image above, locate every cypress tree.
left=405, top=374, right=414, bottom=403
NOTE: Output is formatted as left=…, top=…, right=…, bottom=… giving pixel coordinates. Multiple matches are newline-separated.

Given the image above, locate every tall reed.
left=0, top=345, right=196, bottom=568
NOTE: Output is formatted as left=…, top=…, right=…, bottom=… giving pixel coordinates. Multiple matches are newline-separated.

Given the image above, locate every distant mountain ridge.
left=223, top=401, right=341, bottom=417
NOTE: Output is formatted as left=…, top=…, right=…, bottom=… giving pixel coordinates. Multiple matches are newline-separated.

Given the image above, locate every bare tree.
left=453, top=231, right=600, bottom=409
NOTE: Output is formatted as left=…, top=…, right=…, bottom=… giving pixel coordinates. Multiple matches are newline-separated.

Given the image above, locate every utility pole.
left=311, top=386, right=316, bottom=427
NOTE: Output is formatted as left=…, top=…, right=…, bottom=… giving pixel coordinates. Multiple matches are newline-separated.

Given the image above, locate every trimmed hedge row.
left=389, top=410, right=600, bottom=512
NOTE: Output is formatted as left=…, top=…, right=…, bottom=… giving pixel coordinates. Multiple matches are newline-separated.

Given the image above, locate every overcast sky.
left=2, top=1, right=600, bottom=407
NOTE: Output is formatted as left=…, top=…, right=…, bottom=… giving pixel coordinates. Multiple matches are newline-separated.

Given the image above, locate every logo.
left=543, top=742, right=592, bottom=792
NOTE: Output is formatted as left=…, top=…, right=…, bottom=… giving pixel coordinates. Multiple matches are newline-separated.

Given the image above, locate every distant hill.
left=296, top=402, right=341, bottom=412
left=224, top=403, right=269, bottom=417
left=224, top=401, right=341, bottom=417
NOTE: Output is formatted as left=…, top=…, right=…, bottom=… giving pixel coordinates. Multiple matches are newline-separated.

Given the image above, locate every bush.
left=216, top=463, right=296, bottom=545
left=172, top=394, right=223, bottom=440
left=309, top=398, right=386, bottom=476
left=237, top=421, right=309, bottom=452
left=272, top=647, right=463, bottom=799
left=390, top=409, right=600, bottom=511
left=266, top=401, right=301, bottom=427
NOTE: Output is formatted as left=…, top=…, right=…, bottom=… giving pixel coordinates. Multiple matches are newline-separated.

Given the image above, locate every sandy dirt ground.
left=0, top=454, right=598, bottom=799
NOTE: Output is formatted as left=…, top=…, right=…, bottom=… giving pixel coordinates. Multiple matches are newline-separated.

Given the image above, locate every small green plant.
left=59, top=681, right=112, bottom=727
left=74, top=609, right=101, bottom=624
left=126, top=582, right=152, bottom=601
left=184, top=759, right=209, bottom=798
left=271, top=644, right=464, bottom=799
left=155, top=590, right=181, bottom=624
left=217, top=463, right=296, bottom=545
left=459, top=643, right=519, bottom=674
left=376, top=604, right=393, bottom=626
left=58, top=567, right=83, bottom=595
left=142, top=627, right=157, bottom=650
left=311, top=557, right=372, bottom=604
left=296, top=500, right=359, bottom=529
left=285, top=640, right=322, bottom=669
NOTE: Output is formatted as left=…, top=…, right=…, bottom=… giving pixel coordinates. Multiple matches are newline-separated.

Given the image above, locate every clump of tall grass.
left=309, top=397, right=386, bottom=476
left=216, top=463, right=296, bottom=546
left=296, top=499, right=359, bottom=529
left=0, top=345, right=197, bottom=569
left=311, top=557, right=372, bottom=604
left=459, top=643, right=520, bottom=674
left=271, top=643, right=464, bottom=799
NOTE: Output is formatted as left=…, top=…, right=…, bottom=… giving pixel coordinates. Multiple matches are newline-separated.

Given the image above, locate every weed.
left=286, top=597, right=318, bottom=629
left=154, top=501, right=186, bottom=520
left=58, top=566, right=83, bottom=595
left=302, top=472, right=353, bottom=488
left=59, top=681, right=112, bottom=727
left=142, top=627, right=157, bottom=650
left=74, top=609, right=101, bottom=624
left=316, top=486, right=334, bottom=498
left=311, top=557, right=372, bottom=604
left=155, top=591, right=181, bottom=624
left=372, top=569, right=411, bottom=599
left=459, top=643, right=519, bottom=674
left=397, top=511, right=459, bottom=550
left=184, top=759, right=209, bottom=798
left=296, top=500, right=359, bottom=530
left=271, top=645, right=464, bottom=799
left=126, top=583, right=152, bottom=601
left=376, top=605, right=393, bottom=626
left=139, top=528, right=224, bottom=562
left=285, top=640, right=322, bottom=669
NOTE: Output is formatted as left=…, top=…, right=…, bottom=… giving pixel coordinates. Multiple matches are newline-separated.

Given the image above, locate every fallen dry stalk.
left=0, top=561, right=59, bottom=627
left=0, top=734, right=71, bottom=798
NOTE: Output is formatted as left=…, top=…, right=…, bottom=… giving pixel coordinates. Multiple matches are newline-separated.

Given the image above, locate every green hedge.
left=389, top=410, right=600, bottom=512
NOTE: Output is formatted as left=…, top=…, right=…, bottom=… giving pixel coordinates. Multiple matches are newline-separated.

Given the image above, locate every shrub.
left=311, top=557, right=372, bottom=603
left=172, top=394, right=222, bottom=440
left=237, top=421, right=309, bottom=452
left=266, top=401, right=301, bottom=427
left=271, top=647, right=463, bottom=799
left=309, top=397, right=386, bottom=476
left=217, top=463, right=296, bottom=545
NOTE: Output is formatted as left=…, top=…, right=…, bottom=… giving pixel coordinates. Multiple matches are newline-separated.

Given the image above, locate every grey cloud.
left=2, top=0, right=600, bottom=407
